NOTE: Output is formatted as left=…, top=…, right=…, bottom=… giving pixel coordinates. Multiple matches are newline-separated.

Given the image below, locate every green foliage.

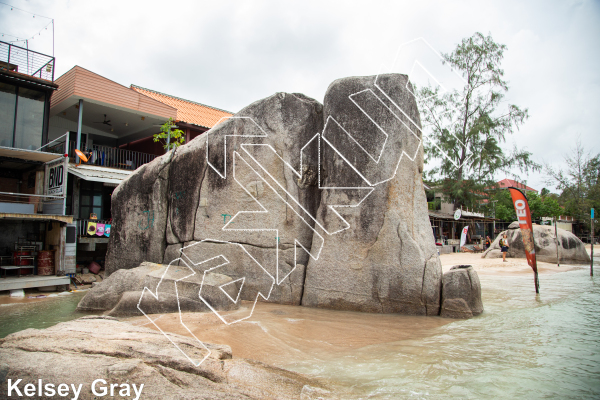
left=546, top=141, right=600, bottom=232
left=417, top=32, right=540, bottom=209
left=483, top=188, right=562, bottom=222
left=153, top=118, right=185, bottom=151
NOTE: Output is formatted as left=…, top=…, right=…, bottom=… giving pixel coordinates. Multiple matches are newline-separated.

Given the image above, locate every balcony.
left=66, top=142, right=158, bottom=170
left=44, top=138, right=158, bottom=171
left=0, top=40, right=55, bottom=82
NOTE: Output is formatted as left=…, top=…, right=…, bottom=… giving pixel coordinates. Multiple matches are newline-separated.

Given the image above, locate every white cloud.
left=1, top=0, right=598, bottom=193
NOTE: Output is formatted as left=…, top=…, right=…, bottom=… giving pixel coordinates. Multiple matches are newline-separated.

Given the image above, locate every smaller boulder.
left=77, top=262, right=241, bottom=316
left=440, top=265, right=483, bottom=319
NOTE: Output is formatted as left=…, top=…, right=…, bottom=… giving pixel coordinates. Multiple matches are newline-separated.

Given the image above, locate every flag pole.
left=555, top=216, right=560, bottom=267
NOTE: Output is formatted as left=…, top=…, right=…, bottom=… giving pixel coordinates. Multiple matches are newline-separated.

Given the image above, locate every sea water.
left=0, top=291, right=87, bottom=338
left=282, top=266, right=600, bottom=399
left=2, top=265, right=599, bottom=399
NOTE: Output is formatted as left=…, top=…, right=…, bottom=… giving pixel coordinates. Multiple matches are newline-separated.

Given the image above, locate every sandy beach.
left=124, top=251, right=590, bottom=369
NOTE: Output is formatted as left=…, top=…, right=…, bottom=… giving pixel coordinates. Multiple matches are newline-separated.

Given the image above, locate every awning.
left=68, top=164, right=131, bottom=185
left=0, top=213, right=73, bottom=224
left=0, top=146, right=64, bottom=163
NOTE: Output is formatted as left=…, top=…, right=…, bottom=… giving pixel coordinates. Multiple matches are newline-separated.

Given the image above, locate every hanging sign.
left=454, top=209, right=462, bottom=220
left=46, top=160, right=64, bottom=195
left=96, top=223, right=105, bottom=236
left=87, top=221, right=97, bottom=235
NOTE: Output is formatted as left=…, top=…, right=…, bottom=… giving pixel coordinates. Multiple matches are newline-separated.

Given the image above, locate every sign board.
left=592, top=208, right=595, bottom=219
left=454, top=209, right=462, bottom=220
left=47, top=162, right=64, bottom=195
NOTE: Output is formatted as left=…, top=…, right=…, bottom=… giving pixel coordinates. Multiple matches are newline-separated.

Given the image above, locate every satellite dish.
left=74, top=149, right=89, bottom=167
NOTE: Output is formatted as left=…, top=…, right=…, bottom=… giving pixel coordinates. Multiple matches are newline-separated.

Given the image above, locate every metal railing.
left=0, top=40, right=55, bottom=81
left=67, top=142, right=157, bottom=170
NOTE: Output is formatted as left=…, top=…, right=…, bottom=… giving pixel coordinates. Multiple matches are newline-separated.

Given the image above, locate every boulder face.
left=0, top=317, right=334, bottom=400
left=440, top=265, right=483, bottom=319
left=482, top=222, right=590, bottom=264
left=77, top=262, right=240, bottom=317
left=105, top=74, right=443, bottom=316
left=301, top=75, right=441, bottom=315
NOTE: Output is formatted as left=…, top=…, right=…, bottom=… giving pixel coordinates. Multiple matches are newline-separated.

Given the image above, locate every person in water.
left=485, top=236, right=492, bottom=250
left=499, top=234, right=510, bottom=262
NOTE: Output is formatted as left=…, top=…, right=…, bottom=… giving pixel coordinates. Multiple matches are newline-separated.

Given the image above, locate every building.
left=495, top=178, right=538, bottom=193
left=47, top=66, right=233, bottom=271
left=0, top=40, right=71, bottom=291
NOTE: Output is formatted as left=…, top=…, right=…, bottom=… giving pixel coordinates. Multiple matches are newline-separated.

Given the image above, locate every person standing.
left=485, top=236, right=492, bottom=250
left=500, top=234, right=510, bottom=262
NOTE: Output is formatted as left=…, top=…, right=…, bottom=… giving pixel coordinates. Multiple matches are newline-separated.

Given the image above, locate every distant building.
left=495, top=178, right=538, bottom=193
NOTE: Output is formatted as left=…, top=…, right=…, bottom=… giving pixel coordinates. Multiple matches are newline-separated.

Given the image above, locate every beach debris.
left=9, top=289, right=24, bottom=298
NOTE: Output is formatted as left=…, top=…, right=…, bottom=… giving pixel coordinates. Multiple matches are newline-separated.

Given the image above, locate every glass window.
left=14, top=87, right=45, bottom=150
left=80, top=180, right=103, bottom=220
left=0, top=83, right=17, bottom=147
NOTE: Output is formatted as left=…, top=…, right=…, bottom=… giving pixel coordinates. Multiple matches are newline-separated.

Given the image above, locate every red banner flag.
left=508, top=187, right=539, bottom=293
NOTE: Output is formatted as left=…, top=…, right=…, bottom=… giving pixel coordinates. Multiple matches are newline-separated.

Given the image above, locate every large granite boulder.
left=482, top=222, right=590, bottom=264
left=77, top=262, right=240, bottom=317
left=105, top=74, right=443, bottom=316
left=106, top=92, right=323, bottom=306
left=440, top=265, right=483, bottom=319
left=301, top=75, right=441, bottom=315
left=0, top=316, right=335, bottom=400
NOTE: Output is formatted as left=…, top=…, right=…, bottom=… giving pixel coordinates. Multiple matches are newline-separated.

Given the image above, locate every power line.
left=0, top=1, right=52, bottom=20
left=0, top=2, right=54, bottom=55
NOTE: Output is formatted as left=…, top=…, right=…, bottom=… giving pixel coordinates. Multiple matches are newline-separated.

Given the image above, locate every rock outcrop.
left=104, top=74, right=443, bottom=316
left=440, top=265, right=483, bottom=319
left=0, top=316, right=335, bottom=400
left=77, top=262, right=240, bottom=317
left=482, top=222, right=590, bottom=264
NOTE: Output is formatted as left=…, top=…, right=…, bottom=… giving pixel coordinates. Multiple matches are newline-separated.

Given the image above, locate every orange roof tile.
left=497, top=179, right=537, bottom=192
left=130, top=85, right=233, bottom=129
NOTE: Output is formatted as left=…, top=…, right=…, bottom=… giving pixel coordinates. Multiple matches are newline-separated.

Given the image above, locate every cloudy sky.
left=1, top=0, right=598, bottom=192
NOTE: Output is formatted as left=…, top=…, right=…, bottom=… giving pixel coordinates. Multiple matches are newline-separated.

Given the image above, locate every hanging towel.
left=87, top=221, right=97, bottom=235
left=96, top=223, right=105, bottom=236
left=104, top=224, right=111, bottom=237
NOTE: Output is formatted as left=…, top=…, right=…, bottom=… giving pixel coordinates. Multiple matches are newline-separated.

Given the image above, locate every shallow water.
left=0, top=291, right=87, bottom=338
left=282, top=266, right=600, bottom=399
left=2, top=263, right=600, bottom=399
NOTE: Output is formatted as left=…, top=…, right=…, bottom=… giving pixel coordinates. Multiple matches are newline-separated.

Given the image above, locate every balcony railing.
left=0, top=40, right=55, bottom=81
left=66, top=142, right=157, bottom=170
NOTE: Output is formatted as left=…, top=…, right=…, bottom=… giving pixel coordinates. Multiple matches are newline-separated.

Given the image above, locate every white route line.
left=150, top=37, right=476, bottom=367
left=137, top=257, right=212, bottom=367
left=181, top=239, right=275, bottom=325
left=375, top=37, right=472, bottom=170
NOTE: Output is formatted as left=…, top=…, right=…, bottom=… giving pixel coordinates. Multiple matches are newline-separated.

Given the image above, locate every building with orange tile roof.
left=496, top=178, right=538, bottom=193
left=130, top=85, right=233, bottom=130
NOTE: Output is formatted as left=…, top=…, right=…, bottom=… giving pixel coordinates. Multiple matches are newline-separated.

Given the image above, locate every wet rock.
left=77, top=262, right=240, bottom=317
left=440, top=265, right=483, bottom=319
left=482, top=223, right=590, bottom=263
left=0, top=316, right=333, bottom=400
